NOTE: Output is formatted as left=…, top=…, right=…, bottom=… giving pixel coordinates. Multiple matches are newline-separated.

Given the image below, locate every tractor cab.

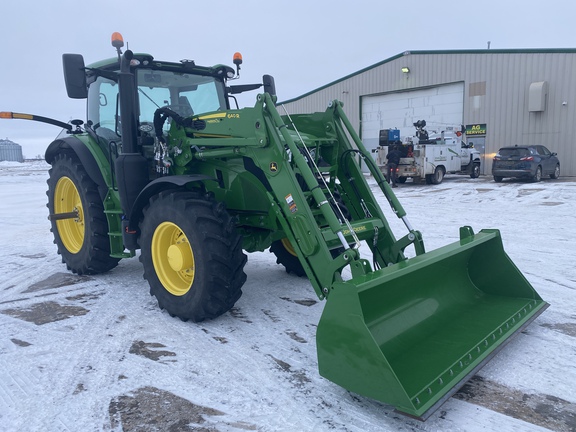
left=63, top=32, right=274, bottom=147
left=86, top=64, right=230, bottom=142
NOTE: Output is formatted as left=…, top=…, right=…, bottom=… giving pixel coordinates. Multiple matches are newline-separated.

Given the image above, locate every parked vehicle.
left=492, top=145, right=560, bottom=182
left=375, top=126, right=481, bottom=185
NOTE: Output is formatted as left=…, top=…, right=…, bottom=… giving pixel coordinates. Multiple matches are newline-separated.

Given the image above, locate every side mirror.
left=63, top=54, right=88, bottom=99
left=263, top=75, right=276, bottom=97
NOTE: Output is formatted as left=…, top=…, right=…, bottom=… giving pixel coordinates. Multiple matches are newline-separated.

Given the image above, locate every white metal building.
left=0, top=139, right=24, bottom=162
left=280, top=49, right=576, bottom=176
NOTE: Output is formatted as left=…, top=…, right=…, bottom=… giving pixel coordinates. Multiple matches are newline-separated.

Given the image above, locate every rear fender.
left=45, top=136, right=108, bottom=201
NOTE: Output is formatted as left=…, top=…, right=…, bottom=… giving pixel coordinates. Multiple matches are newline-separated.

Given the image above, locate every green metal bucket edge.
left=407, top=300, right=548, bottom=420
left=316, top=228, right=548, bottom=419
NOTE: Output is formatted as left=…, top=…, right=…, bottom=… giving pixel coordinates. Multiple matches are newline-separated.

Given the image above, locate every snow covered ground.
left=0, top=160, right=575, bottom=432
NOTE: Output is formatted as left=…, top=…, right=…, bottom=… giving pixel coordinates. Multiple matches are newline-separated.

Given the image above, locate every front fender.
left=128, top=175, right=215, bottom=230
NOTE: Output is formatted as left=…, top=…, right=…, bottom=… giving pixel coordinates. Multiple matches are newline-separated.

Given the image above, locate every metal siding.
left=361, top=83, right=464, bottom=150
left=0, top=142, right=24, bottom=162
left=282, top=51, right=576, bottom=176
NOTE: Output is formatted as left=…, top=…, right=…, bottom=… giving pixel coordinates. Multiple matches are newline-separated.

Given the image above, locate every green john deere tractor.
left=1, top=33, right=547, bottom=419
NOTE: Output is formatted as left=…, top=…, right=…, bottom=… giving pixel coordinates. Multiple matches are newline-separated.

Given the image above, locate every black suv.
left=492, top=145, right=560, bottom=182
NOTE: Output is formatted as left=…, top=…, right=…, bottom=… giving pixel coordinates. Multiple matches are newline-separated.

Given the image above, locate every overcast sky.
left=2, top=0, right=576, bottom=158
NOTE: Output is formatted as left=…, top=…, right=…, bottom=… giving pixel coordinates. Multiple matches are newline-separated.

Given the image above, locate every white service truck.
left=375, top=122, right=481, bottom=185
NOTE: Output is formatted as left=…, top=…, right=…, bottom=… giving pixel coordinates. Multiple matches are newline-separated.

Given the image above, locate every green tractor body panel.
left=1, top=45, right=548, bottom=420
left=69, top=134, right=129, bottom=258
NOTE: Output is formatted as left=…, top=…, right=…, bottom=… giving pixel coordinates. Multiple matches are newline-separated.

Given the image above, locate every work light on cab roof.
left=111, top=32, right=124, bottom=49
left=233, top=52, right=243, bottom=76
left=111, top=32, right=124, bottom=60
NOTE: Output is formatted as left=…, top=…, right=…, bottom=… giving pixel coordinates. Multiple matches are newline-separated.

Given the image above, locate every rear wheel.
left=429, top=166, right=445, bottom=185
left=270, top=190, right=352, bottom=277
left=46, top=153, right=119, bottom=275
left=139, top=190, right=246, bottom=322
left=270, top=238, right=306, bottom=277
left=493, top=176, right=503, bottom=183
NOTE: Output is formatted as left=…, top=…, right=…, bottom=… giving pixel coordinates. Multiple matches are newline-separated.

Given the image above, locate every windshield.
left=136, top=70, right=227, bottom=124
left=498, top=148, right=530, bottom=157
left=87, top=68, right=228, bottom=140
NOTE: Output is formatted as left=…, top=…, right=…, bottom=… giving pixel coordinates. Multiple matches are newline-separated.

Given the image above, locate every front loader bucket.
left=316, top=228, right=548, bottom=419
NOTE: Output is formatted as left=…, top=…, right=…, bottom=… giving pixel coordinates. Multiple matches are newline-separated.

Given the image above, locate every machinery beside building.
left=0, top=33, right=547, bottom=420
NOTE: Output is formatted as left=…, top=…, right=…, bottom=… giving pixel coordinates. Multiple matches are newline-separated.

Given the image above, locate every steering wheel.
left=167, top=104, right=194, bottom=117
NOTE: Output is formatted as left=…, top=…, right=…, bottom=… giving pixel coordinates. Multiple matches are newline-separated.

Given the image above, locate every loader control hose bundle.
left=152, top=107, right=206, bottom=143
left=152, top=107, right=207, bottom=174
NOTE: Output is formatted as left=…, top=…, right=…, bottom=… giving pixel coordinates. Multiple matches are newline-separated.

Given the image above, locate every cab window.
left=136, top=70, right=227, bottom=128
left=87, top=75, right=121, bottom=140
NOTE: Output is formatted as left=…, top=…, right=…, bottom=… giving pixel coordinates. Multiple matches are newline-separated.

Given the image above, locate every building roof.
left=0, top=139, right=20, bottom=147
left=280, top=48, right=576, bottom=104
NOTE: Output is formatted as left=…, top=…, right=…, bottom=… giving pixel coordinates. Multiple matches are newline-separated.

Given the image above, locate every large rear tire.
left=139, top=190, right=247, bottom=322
left=46, top=152, right=120, bottom=275
left=270, top=238, right=306, bottom=277
left=270, top=190, right=352, bottom=277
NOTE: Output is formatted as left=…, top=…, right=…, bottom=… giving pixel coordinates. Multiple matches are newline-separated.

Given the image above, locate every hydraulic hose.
left=153, top=107, right=206, bottom=142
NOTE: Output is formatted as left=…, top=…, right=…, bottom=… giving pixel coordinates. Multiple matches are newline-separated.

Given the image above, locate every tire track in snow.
left=0, top=265, right=141, bottom=430
left=3, top=162, right=576, bottom=431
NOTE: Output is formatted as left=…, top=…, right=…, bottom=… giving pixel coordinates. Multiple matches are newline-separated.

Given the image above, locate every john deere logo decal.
left=270, top=162, right=278, bottom=172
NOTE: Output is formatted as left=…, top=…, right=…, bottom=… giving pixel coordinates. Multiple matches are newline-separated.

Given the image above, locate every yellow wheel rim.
left=281, top=238, right=298, bottom=257
left=54, top=176, right=84, bottom=254
left=152, top=222, right=195, bottom=296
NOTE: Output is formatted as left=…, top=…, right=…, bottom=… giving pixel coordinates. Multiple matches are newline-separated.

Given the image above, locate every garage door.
left=361, top=83, right=464, bottom=152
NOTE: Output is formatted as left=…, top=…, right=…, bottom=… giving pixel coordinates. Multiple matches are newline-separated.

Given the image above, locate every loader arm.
left=251, top=95, right=426, bottom=297
left=97, top=91, right=546, bottom=419
left=241, top=96, right=547, bottom=419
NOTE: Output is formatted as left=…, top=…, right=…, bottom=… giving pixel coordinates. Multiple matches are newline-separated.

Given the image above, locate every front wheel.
left=139, top=190, right=247, bottom=322
left=470, top=163, right=480, bottom=178
left=550, top=164, right=560, bottom=179
left=46, top=152, right=120, bottom=275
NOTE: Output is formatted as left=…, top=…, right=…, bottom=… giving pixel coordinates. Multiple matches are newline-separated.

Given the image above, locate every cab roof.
left=86, top=53, right=234, bottom=79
